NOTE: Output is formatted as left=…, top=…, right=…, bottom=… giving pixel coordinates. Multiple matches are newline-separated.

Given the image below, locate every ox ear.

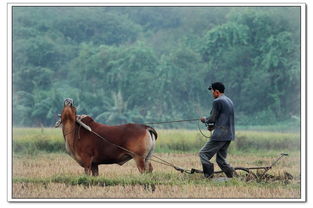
left=64, top=98, right=74, bottom=107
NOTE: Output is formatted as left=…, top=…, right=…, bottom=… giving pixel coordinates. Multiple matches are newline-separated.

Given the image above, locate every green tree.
left=12, top=7, right=301, bottom=127
left=201, top=8, right=300, bottom=124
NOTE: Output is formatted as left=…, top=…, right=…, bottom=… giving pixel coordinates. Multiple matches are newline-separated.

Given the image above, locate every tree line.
left=12, top=6, right=301, bottom=128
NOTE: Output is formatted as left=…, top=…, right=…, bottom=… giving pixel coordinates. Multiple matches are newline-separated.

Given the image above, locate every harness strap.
left=76, top=119, right=91, bottom=132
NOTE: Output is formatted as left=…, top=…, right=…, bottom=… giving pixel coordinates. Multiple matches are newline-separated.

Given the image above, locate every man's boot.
left=224, top=167, right=235, bottom=178
left=202, top=163, right=214, bottom=178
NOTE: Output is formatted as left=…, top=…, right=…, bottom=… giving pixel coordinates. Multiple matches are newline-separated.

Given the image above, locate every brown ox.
left=60, top=98, right=157, bottom=176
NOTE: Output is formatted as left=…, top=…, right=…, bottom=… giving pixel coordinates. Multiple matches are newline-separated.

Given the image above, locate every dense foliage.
left=12, top=7, right=301, bottom=127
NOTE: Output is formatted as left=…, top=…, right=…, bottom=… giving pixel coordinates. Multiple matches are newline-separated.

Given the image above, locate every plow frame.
left=175, top=153, right=289, bottom=180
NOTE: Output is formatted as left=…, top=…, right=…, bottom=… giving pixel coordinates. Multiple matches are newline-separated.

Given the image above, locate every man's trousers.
left=199, top=140, right=234, bottom=178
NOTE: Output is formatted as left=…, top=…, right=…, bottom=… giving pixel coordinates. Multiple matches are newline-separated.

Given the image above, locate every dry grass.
left=13, top=183, right=300, bottom=199
left=12, top=152, right=301, bottom=199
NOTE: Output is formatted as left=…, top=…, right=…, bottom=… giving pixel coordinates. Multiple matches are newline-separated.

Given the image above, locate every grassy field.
left=12, top=127, right=300, bottom=154
left=11, top=128, right=301, bottom=200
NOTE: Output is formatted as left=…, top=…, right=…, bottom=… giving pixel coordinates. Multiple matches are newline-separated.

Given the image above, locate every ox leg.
left=144, top=157, right=153, bottom=173
left=82, top=156, right=93, bottom=176
left=91, top=164, right=99, bottom=176
left=84, top=167, right=92, bottom=176
left=134, top=156, right=146, bottom=173
left=148, top=162, right=153, bottom=173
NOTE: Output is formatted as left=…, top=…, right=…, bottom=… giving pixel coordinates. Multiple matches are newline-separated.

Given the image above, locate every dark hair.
left=208, top=82, right=225, bottom=93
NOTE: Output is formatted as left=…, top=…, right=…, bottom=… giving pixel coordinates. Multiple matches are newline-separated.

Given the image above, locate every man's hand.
left=207, top=126, right=214, bottom=131
left=200, top=117, right=206, bottom=123
left=207, top=122, right=215, bottom=131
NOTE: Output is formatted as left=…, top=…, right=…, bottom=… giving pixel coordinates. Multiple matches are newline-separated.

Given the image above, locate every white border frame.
left=7, top=2, right=307, bottom=203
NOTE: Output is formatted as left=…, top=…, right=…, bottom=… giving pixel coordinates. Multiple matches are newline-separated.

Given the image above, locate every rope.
left=71, top=116, right=210, bottom=174
left=151, top=154, right=176, bottom=167
left=194, top=104, right=212, bottom=139
left=73, top=119, right=289, bottom=176
left=197, top=120, right=212, bottom=139
left=75, top=122, right=191, bottom=173
left=144, top=118, right=199, bottom=125
left=90, top=129, right=188, bottom=171
left=144, top=117, right=212, bottom=139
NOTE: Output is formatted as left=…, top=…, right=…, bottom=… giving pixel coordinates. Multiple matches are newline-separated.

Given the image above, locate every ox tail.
left=146, top=126, right=158, bottom=140
left=145, top=126, right=157, bottom=162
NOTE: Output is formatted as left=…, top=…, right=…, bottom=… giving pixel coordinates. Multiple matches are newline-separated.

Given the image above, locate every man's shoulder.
left=215, top=95, right=233, bottom=105
left=214, top=95, right=227, bottom=102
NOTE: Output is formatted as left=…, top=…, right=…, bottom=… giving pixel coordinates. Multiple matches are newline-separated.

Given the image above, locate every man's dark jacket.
left=205, top=95, right=235, bottom=141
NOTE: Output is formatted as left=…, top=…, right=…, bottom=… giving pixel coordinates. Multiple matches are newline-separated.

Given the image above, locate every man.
left=199, top=82, right=235, bottom=178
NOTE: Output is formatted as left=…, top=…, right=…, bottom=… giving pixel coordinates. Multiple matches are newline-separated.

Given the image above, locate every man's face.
left=211, top=89, right=220, bottom=98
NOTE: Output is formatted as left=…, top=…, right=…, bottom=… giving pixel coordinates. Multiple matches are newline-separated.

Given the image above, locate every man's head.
left=208, top=82, right=225, bottom=98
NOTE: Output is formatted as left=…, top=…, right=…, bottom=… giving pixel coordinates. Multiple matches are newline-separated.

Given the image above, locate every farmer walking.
left=199, top=82, right=235, bottom=178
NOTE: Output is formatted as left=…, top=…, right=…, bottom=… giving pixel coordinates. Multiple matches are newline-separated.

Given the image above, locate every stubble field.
left=11, top=128, right=301, bottom=200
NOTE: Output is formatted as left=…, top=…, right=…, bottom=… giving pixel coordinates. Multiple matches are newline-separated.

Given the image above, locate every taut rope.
left=144, top=118, right=199, bottom=125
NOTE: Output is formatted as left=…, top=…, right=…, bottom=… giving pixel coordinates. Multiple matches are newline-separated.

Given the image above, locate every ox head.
left=64, top=98, right=74, bottom=107
left=61, top=98, right=77, bottom=122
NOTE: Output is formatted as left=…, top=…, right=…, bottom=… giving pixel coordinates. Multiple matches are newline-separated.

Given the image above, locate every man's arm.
left=201, top=100, right=221, bottom=124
